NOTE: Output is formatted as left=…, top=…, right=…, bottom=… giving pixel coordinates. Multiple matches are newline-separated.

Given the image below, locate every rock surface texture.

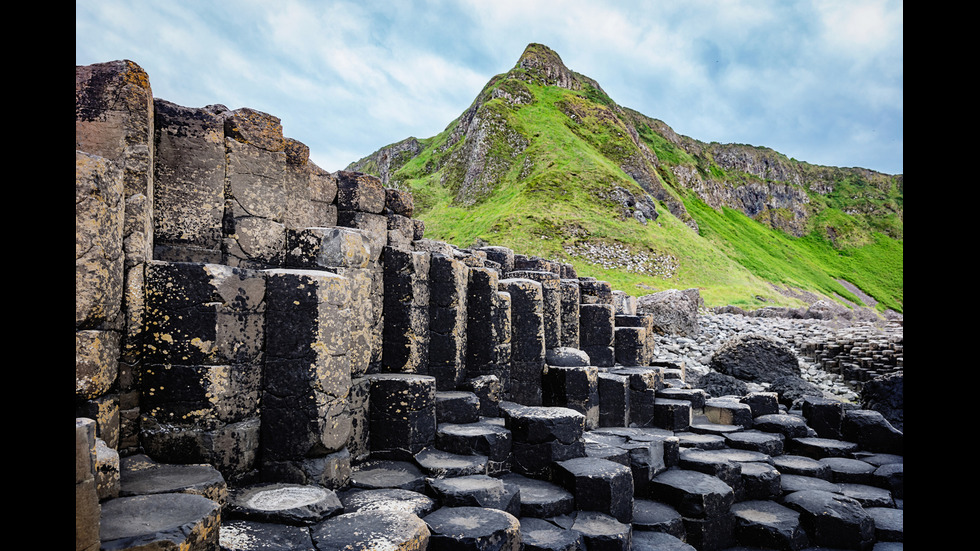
left=76, top=59, right=903, bottom=551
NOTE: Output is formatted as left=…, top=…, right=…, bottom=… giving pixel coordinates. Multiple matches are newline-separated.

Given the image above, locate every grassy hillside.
left=349, top=44, right=903, bottom=314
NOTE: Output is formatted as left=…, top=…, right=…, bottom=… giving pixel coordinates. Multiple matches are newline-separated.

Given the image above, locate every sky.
left=76, top=0, right=903, bottom=175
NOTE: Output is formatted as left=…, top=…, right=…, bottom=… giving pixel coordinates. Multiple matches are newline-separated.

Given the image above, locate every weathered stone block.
left=76, top=59, right=154, bottom=269
left=553, top=457, right=634, bottom=524
left=461, top=375, right=502, bottom=418
left=139, top=416, right=261, bottom=483
left=144, top=262, right=266, bottom=366
left=435, top=391, right=481, bottom=424
left=614, top=326, right=646, bottom=366
left=649, top=468, right=734, bottom=519
left=152, top=100, right=225, bottom=261
left=783, top=490, right=875, bottom=550
left=286, top=226, right=371, bottom=269
left=579, top=279, right=613, bottom=304
left=368, top=374, right=437, bottom=460
left=598, top=372, right=630, bottom=428
left=336, top=171, right=386, bottom=214
left=802, top=396, right=845, bottom=439
left=141, top=363, right=261, bottom=426
left=543, top=365, right=599, bottom=430
left=610, top=367, right=663, bottom=427
left=611, top=290, right=637, bottom=315
left=386, top=213, right=415, bottom=249
left=223, top=106, right=287, bottom=153
left=76, top=329, right=120, bottom=400
left=705, top=398, right=754, bottom=428
left=479, top=246, right=515, bottom=272
left=336, top=209, right=385, bottom=258
left=436, top=421, right=513, bottom=474
left=654, top=398, right=692, bottom=432
left=502, top=403, right=585, bottom=445
left=384, top=188, right=414, bottom=217
left=742, top=392, right=780, bottom=417
left=580, top=303, right=615, bottom=367
left=76, top=151, right=125, bottom=328
left=284, top=143, right=338, bottom=230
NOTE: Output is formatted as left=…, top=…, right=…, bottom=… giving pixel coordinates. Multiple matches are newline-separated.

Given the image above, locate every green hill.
left=348, top=44, right=903, bottom=314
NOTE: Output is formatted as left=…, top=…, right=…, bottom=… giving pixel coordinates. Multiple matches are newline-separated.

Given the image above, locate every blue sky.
left=76, top=0, right=903, bottom=175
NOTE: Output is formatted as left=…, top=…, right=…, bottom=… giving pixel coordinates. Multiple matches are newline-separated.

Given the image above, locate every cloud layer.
left=76, top=0, right=903, bottom=174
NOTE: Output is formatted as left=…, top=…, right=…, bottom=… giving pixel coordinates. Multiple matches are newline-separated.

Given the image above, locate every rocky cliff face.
left=347, top=137, right=423, bottom=187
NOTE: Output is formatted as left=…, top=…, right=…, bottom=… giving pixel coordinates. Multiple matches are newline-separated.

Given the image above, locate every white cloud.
left=77, top=0, right=902, bottom=174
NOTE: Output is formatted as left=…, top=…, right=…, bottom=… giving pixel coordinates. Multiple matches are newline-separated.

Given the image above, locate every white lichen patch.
left=245, top=486, right=328, bottom=511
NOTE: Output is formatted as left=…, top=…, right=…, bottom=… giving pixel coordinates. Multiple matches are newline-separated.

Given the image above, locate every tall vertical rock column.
left=262, top=269, right=353, bottom=487
left=383, top=246, right=431, bottom=374
left=507, top=270, right=561, bottom=353
left=141, top=262, right=266, bottom=483
left=580, top=302, right=616, bottom=367
left=76, top=60, right=155, bottom=455
left=499, top=278, right=546, bottom=405
left=335, top=171, right=388, bottom=370
left=429, top=253, right=469, bottom=390
left=220, top=107, right=289, bottom=269
left=151, top=100, right=225, bottom=264
left=559, top=279, right=581, bottom=349
left=466, top=267, right=512, bottom=394
left=285, top=226, right=375, bottom=463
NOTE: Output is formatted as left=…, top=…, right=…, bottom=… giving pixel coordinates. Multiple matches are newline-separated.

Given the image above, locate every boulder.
left=636, top=288, right=701, bottom=337
left=709, top=334, right=800, bottom=383
left=692, top=371, right=749, bottom=399
left=769, top=376, right=825, bottom=408
left=860, top=372, right=903, bottom=432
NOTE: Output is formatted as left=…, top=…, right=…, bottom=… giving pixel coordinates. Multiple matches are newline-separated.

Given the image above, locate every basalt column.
left=285, top=226, right=377, bottom=465
left=508, top=270, right=561, bottom=353
left=466, top=267, right=512, bottom=395
left=336, top=171, right=388, bottom=371
left=141, top=262, right=266, bottom=484
left=580, top=303, right=616, bottom=367
left=559, top=279, right=581, bottom=349
left=76, top=150, right=125, bottom=454
left=499, top=278, right=546, bottom=405
left=220, top=107, right=290, bottom=269
left=262, top=269, right=353, bottom=488
left=616, top=314, right=656, bottom=367
left=383, top=247, right=431, bottom=374
left=579, top=278, right=614, bottom=306
left=429, top=254, right=469, bottom=390
left=151, top=100, right=225, bottom=264
left=76, top=60, right=155, bottom=455
left=384, top=188, right=416, bottom=250
left=368, top=373, right=437, bottom=461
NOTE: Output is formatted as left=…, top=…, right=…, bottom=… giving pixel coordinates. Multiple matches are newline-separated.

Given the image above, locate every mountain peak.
left=512, top=43, right=581, bottom=90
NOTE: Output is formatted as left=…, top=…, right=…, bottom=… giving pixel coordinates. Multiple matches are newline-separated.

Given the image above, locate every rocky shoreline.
left=653, top=312, right=904, bottom=405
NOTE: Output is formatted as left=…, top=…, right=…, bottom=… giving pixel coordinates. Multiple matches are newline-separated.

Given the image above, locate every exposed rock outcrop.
left=709, top=334, right=802, bottom=384
left=636, top=288, right=702, bottom=337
